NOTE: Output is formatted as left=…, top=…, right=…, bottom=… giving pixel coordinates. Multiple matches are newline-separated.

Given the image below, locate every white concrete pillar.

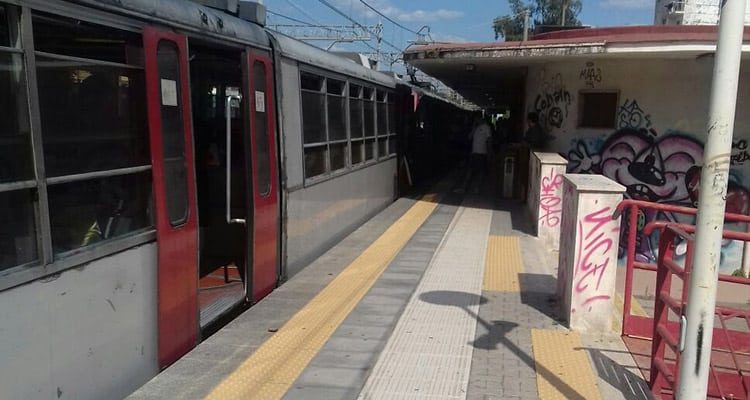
left=527, top=152, right=568, bottom=251
left=557, top=174, right=625, bottom=332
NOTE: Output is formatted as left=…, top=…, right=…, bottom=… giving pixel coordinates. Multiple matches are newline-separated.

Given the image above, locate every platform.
left=127, top=179, right=650, bottom=400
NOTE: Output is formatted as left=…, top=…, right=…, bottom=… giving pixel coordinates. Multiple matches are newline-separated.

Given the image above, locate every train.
left=0, top=1, right=473, bottom=399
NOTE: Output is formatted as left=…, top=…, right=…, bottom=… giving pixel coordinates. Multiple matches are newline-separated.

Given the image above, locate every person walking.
left=465, top=116, right=492, bottom=193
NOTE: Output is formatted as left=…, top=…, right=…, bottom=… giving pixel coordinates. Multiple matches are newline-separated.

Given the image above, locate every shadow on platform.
left=419, top=290, right=591, bottom=400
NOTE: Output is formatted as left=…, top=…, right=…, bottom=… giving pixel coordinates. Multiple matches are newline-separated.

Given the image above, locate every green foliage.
left=493, top=0, right=583, bottom=41
left=731, top=268, right=748, bottom=278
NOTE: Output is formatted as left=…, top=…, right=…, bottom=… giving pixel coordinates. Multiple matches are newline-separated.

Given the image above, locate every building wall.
left=654, top=0, right=750, bottom=25
left=0, top=244, right=159, bottom=400
left=525, top=58, right=750, bottom=273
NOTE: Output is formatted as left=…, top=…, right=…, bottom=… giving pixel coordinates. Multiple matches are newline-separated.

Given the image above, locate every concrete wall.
left=654, top=0, right=750, bottom=25
left=0, top=244, right=159, bottom=400
left=525, top=57, right=750, bottom=273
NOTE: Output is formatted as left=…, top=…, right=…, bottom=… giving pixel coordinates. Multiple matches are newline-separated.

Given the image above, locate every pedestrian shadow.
left=419, top=290, right=590, bottom=400
left=580, top=347, right=653, bottom=400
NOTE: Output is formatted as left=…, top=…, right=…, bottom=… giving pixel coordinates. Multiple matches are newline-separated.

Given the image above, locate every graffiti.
left=568, top=128, right=750, bottom=266
left=574, top=206, right=619, bottom=311
left=732, top=139, right=750, bottom=165
left=579, top=61, right=602, bottom=88
left=618, top=99, right=652, bottom=130
left=534, top=73, right=571, bottom=130
left=539, top=170, right=563, bottom=227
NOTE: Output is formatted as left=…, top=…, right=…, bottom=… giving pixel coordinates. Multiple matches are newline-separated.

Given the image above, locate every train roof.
left=268, top=31, right=396, bottom=88
left=73, top=0, right=270, bottom=47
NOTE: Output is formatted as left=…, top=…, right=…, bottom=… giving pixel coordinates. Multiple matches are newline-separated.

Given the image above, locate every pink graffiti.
left=539, top=170, right=564, bottom=227
left=575, top=206, right=619, bottom=310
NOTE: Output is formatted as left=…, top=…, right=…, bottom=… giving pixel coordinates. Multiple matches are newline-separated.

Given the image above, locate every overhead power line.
left=314, top=0, right=403, bottom=53
left=357, top=0, right=419, bottom=35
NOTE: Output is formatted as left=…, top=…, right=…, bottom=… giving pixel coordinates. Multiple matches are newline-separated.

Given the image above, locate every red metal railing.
left=648, top=224, right=750, bottom=399
left=613, top=199, right=750, bottom=338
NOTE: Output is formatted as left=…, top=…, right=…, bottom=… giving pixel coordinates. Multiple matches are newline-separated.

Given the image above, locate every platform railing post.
left=677, top=0, right=746, bottom=398
left=622, top=204, right=638, bottom=336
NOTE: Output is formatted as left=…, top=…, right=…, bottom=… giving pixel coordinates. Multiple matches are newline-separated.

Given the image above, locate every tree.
left=493, top=0, right=582, bottom=41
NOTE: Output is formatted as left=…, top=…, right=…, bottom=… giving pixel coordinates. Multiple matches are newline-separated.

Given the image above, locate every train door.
left=245, top=49, right=279, bottom=302
left=143, top=27, right=199, bottom=368
left=188, top=42, right=250, bottom=329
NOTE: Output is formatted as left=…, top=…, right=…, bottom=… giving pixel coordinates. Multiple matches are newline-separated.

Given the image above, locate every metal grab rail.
left=613, top=199, right=750, bottom=338
left=648, top=224, right=750, bottom=400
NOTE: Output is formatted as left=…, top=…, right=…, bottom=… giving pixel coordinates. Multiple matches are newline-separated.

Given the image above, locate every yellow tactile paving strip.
left=612, top=292, right=649, bottom=332
left=483, top=236, right=523, bottom=292
left=205, top=195, right=439, bottom=400
left=531, top=329, right=602, bottom=400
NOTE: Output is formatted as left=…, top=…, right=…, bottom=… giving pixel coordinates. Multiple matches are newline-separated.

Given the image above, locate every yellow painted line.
left=531, top=329, right=602, bottom=400
left=483, top=236, right=523, bottom=292
left=614, top=292, right=648, bottom=317
left=206, top=194, right=440, bottom=400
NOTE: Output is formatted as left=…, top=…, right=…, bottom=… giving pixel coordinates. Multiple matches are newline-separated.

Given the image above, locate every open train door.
left=144, top=27, right=199, bottom=368
left=245, top=49, right=279, bottom=302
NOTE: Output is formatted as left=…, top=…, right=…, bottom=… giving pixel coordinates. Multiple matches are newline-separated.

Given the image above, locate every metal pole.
left=523, top=10, right=529, bottom=42
left=561, top=0, right=567, bottom=26
left=676, top=0, right=746, bottom=398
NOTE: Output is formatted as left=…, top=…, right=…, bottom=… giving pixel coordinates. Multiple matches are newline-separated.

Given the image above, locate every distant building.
left=654, top=0, right=750, bottom=25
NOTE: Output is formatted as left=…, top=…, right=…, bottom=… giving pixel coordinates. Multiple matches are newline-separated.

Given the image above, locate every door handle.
left=225, top=95, right=246, bottom=225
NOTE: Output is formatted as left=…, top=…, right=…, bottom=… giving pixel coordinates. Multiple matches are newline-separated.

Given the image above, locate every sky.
left=264, top=0, right=656, bottom=58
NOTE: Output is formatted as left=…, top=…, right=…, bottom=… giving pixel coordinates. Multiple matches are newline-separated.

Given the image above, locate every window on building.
left=578, top=91, right=618, bottom=129
left=33, top=12, right=152, bottom=254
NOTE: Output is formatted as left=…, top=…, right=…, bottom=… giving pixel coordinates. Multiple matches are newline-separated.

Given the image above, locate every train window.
left=389, top=137, right=397, bottom=156
left=377, top=100, right=387, bottom=137
left=47, top=172, right=151, bottom=253
left=36, top=57, right=149, bottom=177
left=349, top=93, right=364, bottom=139
left=0, top=4, right=20, bottom=48
left=157, top=41, right=189, bottom=226
left=330, top=142, right=347, bottom=172
left=376, top=91, right=386, bottom=102
left=0, top=190, right=38, bottom=272
left=302, top=90, right=326, bottom=144
left=32, top=11, right=143, bottom=66
left=327, top=92, right=346, bottom=141
left=349, top=84, right=361, bottom=98
left=388, top=100, right=396, bottom=135
left=0, top=52, right=33, bottom=184
left=252, top=61, right=271, bottom=197
left=377, top=137, right=387, bottom=159
left=301, top=72, right=323, bottom=91
left=327, top=79, right=344, bottom=95
left=351, top=140, right=364, bottom=165
left=365, top=138, right=376, bottom=162
left=364, top=91, right=375, bottom=138
left=304, top=145, right=327, bottom=179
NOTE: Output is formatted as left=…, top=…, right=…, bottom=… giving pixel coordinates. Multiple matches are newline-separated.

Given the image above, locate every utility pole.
left=677, top=0, right=746, bottom=398
left=523, top=10, right=530, bottom=41
left=561, top=0, right=569, bottom=26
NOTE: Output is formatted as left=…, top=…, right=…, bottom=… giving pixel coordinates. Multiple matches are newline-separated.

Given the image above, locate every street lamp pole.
left=676, top=0, right=746, bottom=398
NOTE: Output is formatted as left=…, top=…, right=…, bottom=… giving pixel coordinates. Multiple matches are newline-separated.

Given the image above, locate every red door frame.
left=143, top=27, right=199, bottom=368
left=246, top=50, right=279, bottom=302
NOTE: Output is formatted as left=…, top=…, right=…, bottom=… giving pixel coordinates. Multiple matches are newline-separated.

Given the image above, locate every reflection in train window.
left=0, top=190, right=38, bottom=272
left=0, top=52, right=33, bottom=184
left=330, top=142, right=347, bottom=172
left=47, top=172, right=152, bottom=254
left=304, top=145, right=326, bottom=179
left=32, top=11, right=143, bottom=65
left=302, top=90, right=326, bottom=144
left=35, top=57, right=148, bottom=177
